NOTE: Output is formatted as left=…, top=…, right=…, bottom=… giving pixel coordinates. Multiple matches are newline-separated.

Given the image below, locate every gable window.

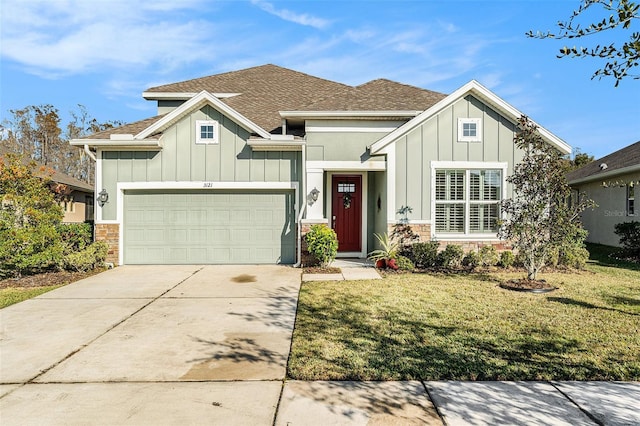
left=458, top=118, right=482, bottom=142
left=628, top=185, right=635, bottom=216
left=434, top=168, right=503, bottom=235
left=196, top=120, right=219, bottom=144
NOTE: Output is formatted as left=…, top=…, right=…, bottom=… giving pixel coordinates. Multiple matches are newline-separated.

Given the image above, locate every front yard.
left=288, top=247, right=640, bottom=381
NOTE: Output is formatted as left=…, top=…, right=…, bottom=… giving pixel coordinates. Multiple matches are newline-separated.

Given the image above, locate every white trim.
left=280, top=110, right=421, bottom=119
left=370, top=80, right=571, bottom=155
left=382, top=144, right=396, bottom=222
left=457, top=118, right=482, bottom=142
left=115, top=181, right=299, bottom=265
left=306, top=126, right=400, bottom=133
left=142, top=91, right=241, bottom=100
left=388, top=220, right=432, bottom=225
left=95, top=149, right=104, bottom=223
left=306, top=161, right=386, bottom=171
left=195, top=120, right=219, bottom=145
left=136, top=91, right=271, bottom=140
left=430, top=161, right=508, bottom=240
left=70, top=139, right=161, bottom=148
left=327, top=172, right=368, bottom=259
left=248, top=138, right=304, bottom=151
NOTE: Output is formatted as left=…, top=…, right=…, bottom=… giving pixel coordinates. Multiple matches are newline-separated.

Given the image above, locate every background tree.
left=0, top=153, right=65, bottom=277
left=1, top=104, right=121, bottom=184
left=569, top=147, right=596, bottom=170
left=527, top=0, right=639, bottom=86
left=500, top=116, right=594, bottom=281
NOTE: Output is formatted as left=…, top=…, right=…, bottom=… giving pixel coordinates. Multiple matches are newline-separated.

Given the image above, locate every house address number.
left=203, top=182, right=214, bottom=188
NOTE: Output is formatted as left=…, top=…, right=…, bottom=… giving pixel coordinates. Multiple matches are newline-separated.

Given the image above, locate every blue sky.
left=1, top=0, right=638, bottom=158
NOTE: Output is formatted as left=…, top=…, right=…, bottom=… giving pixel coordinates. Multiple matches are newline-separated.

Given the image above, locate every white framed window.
left=628, top=184, right=635, bottom=216
left=457, top=118, right=482, bottom=142
left=432, top=163, right=506, bottom=237
left=195, top=120, right=219, bottom=144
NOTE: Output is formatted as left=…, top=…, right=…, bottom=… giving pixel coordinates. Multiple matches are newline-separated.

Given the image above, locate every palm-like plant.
left=367, top=233, right=399, bottom=268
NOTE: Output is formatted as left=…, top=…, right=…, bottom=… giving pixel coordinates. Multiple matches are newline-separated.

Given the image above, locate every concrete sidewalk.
left=302, top=258, right=382, bottom=281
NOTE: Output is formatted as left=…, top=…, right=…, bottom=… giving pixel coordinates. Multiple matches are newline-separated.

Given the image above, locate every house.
left=70, top=64, right=570, bottom=266
left=567, top=141, right=640, bottom=247
left=0, top=149, right=94, bottom=223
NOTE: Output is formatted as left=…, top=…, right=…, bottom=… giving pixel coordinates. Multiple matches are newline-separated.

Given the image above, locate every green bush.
left=411, top=241, right=439, bottom=269
left=558, top=245, right=590, bottom=269
left=462, top=251, right=480, bottom=270
left=57, top=222, right=92, bottom=253
left=62, top=241, right=108, bottom=272
left=437, top=244, right=464, bottom=269
left=614, top=221, right=640, bottom=256
left=498, top=250, right=515, bottom=268
left=395, top=255, right=415, bottom=271
left=305, top=224, right=338, bottom=267
left=479, top=245, right=499, bottom=267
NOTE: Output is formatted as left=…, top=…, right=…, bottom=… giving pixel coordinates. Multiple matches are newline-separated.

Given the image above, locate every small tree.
left=0, top=153, right=65, bottom=277
left=304, top=224, right=338, bottom=267
left=499, top=116, right=594, bottom=281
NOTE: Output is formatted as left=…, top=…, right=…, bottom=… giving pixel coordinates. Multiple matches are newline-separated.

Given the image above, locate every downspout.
left=294, top=143, right=307, bottom=267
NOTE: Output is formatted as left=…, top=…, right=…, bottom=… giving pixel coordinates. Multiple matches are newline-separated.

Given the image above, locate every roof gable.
left=567, top=140, right=640, bottom=183
left=370, top=80, right=571, bottom=155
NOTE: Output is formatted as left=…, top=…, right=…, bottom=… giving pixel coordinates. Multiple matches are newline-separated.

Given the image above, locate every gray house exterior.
left=71, top=64, right=570, bottom=265
left=568, top=141, right=640, bottom=247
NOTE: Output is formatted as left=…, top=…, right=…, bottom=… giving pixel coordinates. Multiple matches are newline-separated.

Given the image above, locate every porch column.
left=306, top=168, right=325, bottom=220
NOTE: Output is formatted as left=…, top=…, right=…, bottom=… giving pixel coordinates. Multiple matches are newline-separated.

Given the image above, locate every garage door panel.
left=124, top=190, right=295, bottom=264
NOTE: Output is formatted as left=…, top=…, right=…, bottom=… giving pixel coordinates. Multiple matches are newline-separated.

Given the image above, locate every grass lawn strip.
left=288, top=258, right=640, bottom=381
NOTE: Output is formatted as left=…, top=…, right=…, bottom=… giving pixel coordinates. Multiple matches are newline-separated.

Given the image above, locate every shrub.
left=437, top=244, right=464, bottom=269
left=395, top=255, right=415, bottom=271
left=62, top=241, right=108, bottom=272
left=411, top=241, right=439, bottom=269
left=614, top=221, right=640, bottom=256
left=368, top=233, right=399, bottom=267
left=498, top=251, right=515, bottom=268
left=57, top=222, right=92, bottom=253
left=479, top=245, right=499, bottom=267
left=390, top=223, right=420, bottom=258
left=462, top=251, right=480, bottom=270
left=305, top=224, right=338, bottom=267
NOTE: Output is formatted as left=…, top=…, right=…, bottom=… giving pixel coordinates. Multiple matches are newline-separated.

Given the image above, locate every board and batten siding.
left=305, top=119, right=400, bottom=162
left=394, top=95, right=523, bottom=221
left=100, top=106, right=300, bottom=221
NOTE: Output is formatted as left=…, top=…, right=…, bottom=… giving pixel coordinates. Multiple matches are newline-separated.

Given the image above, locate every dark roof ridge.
left=567, top=140, right=640, bottom=182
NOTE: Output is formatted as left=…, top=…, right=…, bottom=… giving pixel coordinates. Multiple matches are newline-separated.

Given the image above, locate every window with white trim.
left=628, top=184, right=635, bottom=216
left=196, top=120, right=219, bottom=144
left=457, top=118, right=482, bottom=142
left=435, top=169, right=502, bottom=234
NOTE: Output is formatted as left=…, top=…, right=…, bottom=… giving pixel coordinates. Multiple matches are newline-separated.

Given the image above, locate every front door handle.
left=332, top=215, right=336, bottom=229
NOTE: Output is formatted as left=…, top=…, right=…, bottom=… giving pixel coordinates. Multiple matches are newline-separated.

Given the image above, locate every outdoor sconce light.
left=307, top=187, right=320, bottom=206
left=97, top=189, right=109, bottom=207
left=310, top=187, right=320, bottom=202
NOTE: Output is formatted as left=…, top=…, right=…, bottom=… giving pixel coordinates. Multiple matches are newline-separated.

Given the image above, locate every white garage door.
left=123, top=190, right=295, bottom=264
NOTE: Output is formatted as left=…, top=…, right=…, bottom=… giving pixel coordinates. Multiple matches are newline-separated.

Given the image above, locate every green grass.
left=289, top=254, right=640, bottom=381
left=0, top=285, right=64, bottom=309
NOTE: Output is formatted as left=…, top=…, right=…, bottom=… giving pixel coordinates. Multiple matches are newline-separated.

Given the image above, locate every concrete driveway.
left=0, top=265, right=301, bottom=425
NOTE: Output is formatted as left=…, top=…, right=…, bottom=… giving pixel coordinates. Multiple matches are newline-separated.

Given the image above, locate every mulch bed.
left=500, top=278, right=557, bottom=293
left=0, top=268, right=106, bottom=290
left=303, top=266, right=342, bottom=274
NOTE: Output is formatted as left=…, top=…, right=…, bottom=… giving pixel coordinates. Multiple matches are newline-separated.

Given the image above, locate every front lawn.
left=288, top=255, right=640, bottom=381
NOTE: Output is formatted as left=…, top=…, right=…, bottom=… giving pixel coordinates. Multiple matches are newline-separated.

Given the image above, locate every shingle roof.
left=299, top=79, right=446, bottom=111
left=146, top=64, right=352, bottom=132
left=82, top=115, right=165, bottom=140
left=567, top=141, right=640, bottom=183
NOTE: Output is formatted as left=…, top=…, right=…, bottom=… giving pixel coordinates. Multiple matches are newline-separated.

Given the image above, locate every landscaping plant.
left=367, top=232, right=399, bottom=269
left=411, top=241, right=439, bottom=269
left=437, top=244, right=464, bottom=269
left=305, top=224, right=338, bottom=268
left=499, top=116, right=594, bottom=281
left=614, top=221, right=640, bottom=259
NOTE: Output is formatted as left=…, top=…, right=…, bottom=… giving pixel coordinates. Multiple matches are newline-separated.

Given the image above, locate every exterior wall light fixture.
left=97, top=189, right=109, bottom=207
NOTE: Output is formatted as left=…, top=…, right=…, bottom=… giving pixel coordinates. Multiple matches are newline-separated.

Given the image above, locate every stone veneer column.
left=95, top=223, right=119, bottom=266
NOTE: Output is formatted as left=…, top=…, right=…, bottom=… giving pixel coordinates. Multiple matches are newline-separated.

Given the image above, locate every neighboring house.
left=0, top=149, right=94, bottom=223
left=70, top=64, right=570, bottom=266
left=567, top=141, right=640, bottom=247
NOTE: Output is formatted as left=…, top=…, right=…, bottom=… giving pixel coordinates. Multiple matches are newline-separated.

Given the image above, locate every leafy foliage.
left=437, top=244, right=464, bottom=269
left=614, top=220, right=640, bottom=256
left=0, top=153, right=65, bottom=277
left=527, top=0, right=640, bottom=86
left=57, top=223, right=93, bottom=253
left=462, top=251, right=480, bottom=270
left=394, top=255, right=415, bottom=271
left=479, top=245, right=500, bottom=267
left=500, top=116, right=595, bottom=280
left=498, top=250, right=516, bottom=268
left=62, top=241, right=108, bottom=272
left=367, top=233, right=399, bottom=263
left=305, top=224, right=338, bottom=267
left=410, top=241, right=440, bottom=269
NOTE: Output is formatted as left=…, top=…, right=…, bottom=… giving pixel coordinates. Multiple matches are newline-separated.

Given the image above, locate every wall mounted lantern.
left=307, top=187, right=320, bottom=206
left=97, top=189, right=109, bottom=207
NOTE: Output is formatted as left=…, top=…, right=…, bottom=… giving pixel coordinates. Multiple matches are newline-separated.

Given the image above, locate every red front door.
left=332, top=175, right=362, bottom=252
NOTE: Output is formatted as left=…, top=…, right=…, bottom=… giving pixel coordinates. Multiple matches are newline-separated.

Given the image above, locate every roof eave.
left=280, top=110, right=421, bottom=119
left=568, top=163, right=640, bottom=185
left=142, top=91, right=242, bottom=101
left=70, top=138, right=161, bottom=149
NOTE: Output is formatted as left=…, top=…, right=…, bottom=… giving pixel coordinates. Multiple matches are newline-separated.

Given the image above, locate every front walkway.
left=302, top=258, right=382, bottom=281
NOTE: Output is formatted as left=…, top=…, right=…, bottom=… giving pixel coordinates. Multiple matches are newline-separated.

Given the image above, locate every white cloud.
left=250, top=0, right=330, bottom=29
left=0, top=0, right=218, bottom=78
